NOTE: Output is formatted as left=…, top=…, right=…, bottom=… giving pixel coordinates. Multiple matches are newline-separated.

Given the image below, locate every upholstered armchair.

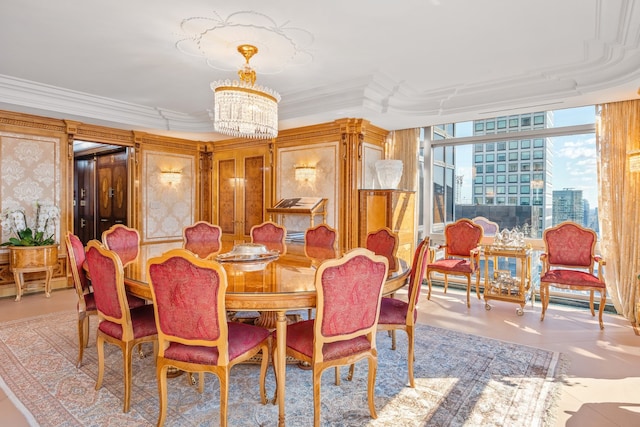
left=101, top=224, right=140, bottom=267
left=250, top=221, right=287, bottom=254
left=426, top=218, right=483, bottom=308
left=366, top=227, right=399, bottom=272
left=84, top=240, right=157, bottom=413
left=539, top=221, right=607, bottom=329
left=147, top=249, right=271, bottom=427
left=182, top=221, right=222, bottom=259
left=276, top=248, right=388, bottom=426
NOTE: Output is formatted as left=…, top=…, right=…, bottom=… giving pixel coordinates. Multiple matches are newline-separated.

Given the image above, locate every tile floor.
left=1, top=286, right=639, bottom=426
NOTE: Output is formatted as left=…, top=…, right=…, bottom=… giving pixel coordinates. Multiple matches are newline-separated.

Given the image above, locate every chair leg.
left=157, top=363, right=169, bottom=427
left=259, top=343, right=269, bottom=404
left=123, top=343, right=133, bottom=413
left=598, top=291, right=606, bottom=330
left=390, top=330, right=396, bottom=350
left=347, top=364, right=355, bottom=381
left=95, top=335, right=105, bottom=391
left=443, top=274, right=449, bottom=294
left=540, top=283, right=548, bottom=321
left=406, top=327, right=415, bottom=388
left=76, top=315, right=85, bottom=368
left=313, top=368, right=323, bottom=427
left=589, top=290, right=596, bottom=316
left=367, top=355, right=378, bottom=419
left=220, top=370, right=230, bottom=427
left=426, top=272, right=432, bottom=300
left=475, top=271, right=481, bottom=300
left=465, top=276, right=471, bottom=308
left=335, top=366, right=340, bottom=385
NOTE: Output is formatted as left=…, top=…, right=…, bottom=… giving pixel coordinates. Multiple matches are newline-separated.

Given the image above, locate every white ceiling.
left=1, top=0, right=639, bottom=141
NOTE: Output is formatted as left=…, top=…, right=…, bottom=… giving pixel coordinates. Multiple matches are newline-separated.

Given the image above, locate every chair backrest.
left=250, top=221, right=287, bottom=254
left=65, top=232, right=89, bottom=292
left=313, top=248, right=388, bottom=362
left=405, top=236, right=431, bottom=322
left=304, top=224, right=337, bottom=259
left=444, top=219, right=483, bottom=258
left=543, top=221, right=597, bottom=271
left=147, top=249, right=230, bottom=364
left=472, top=216, right=499, bottom=236
left=102, top=224, right=140, bottom=267
left=85, top=240, right=134, bottom=340
left=182, top=221, right=222, bottom=259
left=365, top=227, right=399, bottom=271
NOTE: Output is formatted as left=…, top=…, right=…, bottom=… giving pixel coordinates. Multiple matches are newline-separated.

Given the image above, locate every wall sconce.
left=629, top=150, right=640, bottom=173
left=295, top=165, right=316, bottom=182
left=160, top=170, right=182, bottom=185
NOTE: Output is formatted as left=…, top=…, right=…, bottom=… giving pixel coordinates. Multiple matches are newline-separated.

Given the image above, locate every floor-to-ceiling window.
left=421, top=105, right=600, bottom=305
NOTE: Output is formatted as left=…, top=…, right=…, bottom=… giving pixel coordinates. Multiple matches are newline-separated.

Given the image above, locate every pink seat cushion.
left=164, top=322, right=270, bottom=364
left=286, top=320, right=371, bottom=361
left=98, top=304, right=157, bottom=340
left=378, top=297, right=416, bottom=325
left=428, top=258, right=473, bottom=273
left=541, top=269, right=605, bottom=288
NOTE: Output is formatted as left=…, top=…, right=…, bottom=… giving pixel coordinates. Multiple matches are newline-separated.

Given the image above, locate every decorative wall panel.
left=276, top=142, right=339, bottom=232
left=142, top=151, right=195, bottom=241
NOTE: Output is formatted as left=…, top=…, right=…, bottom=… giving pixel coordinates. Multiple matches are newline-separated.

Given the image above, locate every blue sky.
left=453, top=106, right=598, bottom=206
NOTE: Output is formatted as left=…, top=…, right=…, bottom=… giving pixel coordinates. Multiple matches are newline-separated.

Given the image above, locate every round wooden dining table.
left=123, top=241, right=409, bottom=427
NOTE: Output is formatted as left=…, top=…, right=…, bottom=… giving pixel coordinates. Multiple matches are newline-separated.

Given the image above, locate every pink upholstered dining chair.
left=426, top=218, right=483, bottom=308
left=84, top=240, right=157, bottom=413
left=539, top=221, right=607, bottom=329
left=182, top=221, right=222, bottom=259
left=65, top=232, right=97, bottom=368
left=375, top=236, right=430, bottom=387
left=250, top=221, right=287, bottom=254
left=102, top=224, right=140, bottom=267
left=366, top=227, right=399, bottom=272
left=304, top=223, right=338, bottom=259
left=276, top=248, right=388, bottom=427
left=147, top=249, right=271, bottom=427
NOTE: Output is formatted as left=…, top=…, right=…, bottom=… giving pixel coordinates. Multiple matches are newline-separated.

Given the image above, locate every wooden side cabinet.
left=358, top=189, right=416, bottom=267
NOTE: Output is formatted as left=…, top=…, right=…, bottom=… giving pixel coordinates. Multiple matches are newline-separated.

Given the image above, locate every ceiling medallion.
left=210, top=45, right=281, bottom=139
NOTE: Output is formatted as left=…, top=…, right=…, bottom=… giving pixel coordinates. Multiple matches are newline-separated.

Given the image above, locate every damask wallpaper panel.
left=142, top=151, right=195, bottom=241
left=0, top=132, right=61, bottom=243
left=276, top=142, right=339, bottom=232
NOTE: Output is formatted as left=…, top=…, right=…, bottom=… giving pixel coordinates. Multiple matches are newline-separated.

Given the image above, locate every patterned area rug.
left=0, top=311, right=565, bottom=426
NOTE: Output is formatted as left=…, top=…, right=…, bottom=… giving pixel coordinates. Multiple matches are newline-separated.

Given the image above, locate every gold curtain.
left=596, top=99, right=640, bottom=324
left=388, top=128, right=419, bottom=191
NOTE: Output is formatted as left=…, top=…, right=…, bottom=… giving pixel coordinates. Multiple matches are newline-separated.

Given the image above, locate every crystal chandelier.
left=210, top=45, right=281, bottom=139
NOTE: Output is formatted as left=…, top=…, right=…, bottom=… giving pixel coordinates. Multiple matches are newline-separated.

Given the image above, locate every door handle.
left=80, top=218, right=86, bottom=228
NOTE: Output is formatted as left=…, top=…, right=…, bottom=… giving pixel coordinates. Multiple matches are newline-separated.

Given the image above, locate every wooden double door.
left=74, top=149, right=128, bottom=244
left=214, top=146, right=271, bottom=244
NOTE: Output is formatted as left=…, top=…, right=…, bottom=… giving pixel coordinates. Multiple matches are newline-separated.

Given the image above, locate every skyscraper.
left=552, top=189, right=584, bottom=225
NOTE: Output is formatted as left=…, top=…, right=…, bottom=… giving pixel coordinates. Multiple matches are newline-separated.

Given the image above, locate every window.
left=496, top=196, right=506, bottom=205
left=509, top=163, right=518, bottom=172
left=485, top=187, right=494, bottom=195
left=486, top=164, right=494, bottom=173
left=534, top=138, right=544, bottom=147
left=486, top=175, right=494, bottom=184
left=533, top=162, right=544, bottom=171
left=486, top=143, right=495, bottom=151
left=475, top=154, right=483, bottom=163
left=520, top=197, right=530, bottom=205
left=496, top=186, right=506, bottom=194
left=475, top=122, right=484, bottom=132
left=509, top=152, right=518, bottom=161
left=521, top=117, right=531, bottom=127
left=476, top=165, right=483, bottom=173
left=533, top=173, right=543, bottom=181
left=474, top=186, right=483, bottom=194
left=521, top=140, right=531, bottom=149
left=486, top=121, right=495, bottom=130
left=521, top=174, right=530, bottom=183
left=497, top=142, right=506, bottom=150
left=497, top=119, right=507, bottom=129
left=486, top=153, right=495, bottom=162
left=509, top=118, right=518, bottom=128
left=509, top=175, right=518, bottom=183
left=475, top=176, right=483, bottom=184
left=508, top=185, right=518, bottom=194
left=497, top=175, right=506, bottom=183
left=521, top=152, right=531, bottom=160
left=486, top=197, right=494, bottom=204
left=533, top=150, right=544, bottom=159
left=520, top=185, right=530, bottom=193
left=534, top=114, right=545, bottom=125
left=497, top=164, right=506, bottom=172
left=521, top=163, right=530, bottom=172
left=509, top=140, right=518, bottom=149
left=475, top=143, right=484, bottom=152
left=508, top=196, right=518, bottom=204
left=497, top=153, right=506, bottom=162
